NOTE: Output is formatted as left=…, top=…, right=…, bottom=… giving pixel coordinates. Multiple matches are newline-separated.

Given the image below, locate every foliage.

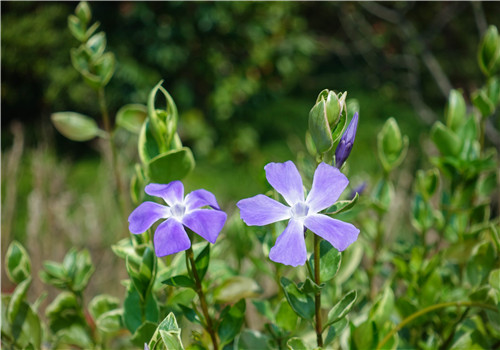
left=2, top=2, right=500, bottom=350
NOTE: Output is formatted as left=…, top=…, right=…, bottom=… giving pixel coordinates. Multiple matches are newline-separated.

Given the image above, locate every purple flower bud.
left=334, top=112, right=359, bottom=169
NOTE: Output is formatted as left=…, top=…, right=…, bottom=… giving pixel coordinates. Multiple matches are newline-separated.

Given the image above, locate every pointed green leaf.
left=218, top=299, right=246, bottom=347
left=275, top=299, right=298, bottom=332
left=287, top=337, right=307, bottom=350
left=325, top=193, right=359, bottom=215
left=131, top=321, right=157, bottom=347
left=324, top=290, right=357, bottom=330
left=445, top=89, right=466, bottom=132
left=75, top=1, right=91, bottom=25
left=309, top=240, right=342, bottom=282
left=87, top=32, right=106, bottom=58
left=430, top=121, right=461, bottom=157
left=324, top=317, right=349, bottom=346
left=195, top=244, right=210, bottom=281
left=88, top=294, right=120, bottom=321
left=7, top=277, right=32, bottom=324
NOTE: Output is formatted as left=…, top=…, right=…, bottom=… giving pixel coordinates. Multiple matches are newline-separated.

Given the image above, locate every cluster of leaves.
left=2, top=2, right=500, bottom=349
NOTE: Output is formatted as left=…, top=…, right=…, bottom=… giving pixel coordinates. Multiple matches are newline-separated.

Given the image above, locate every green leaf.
left=75, top=1, right=91, bottom=25
left=214, top=276, right=260, bottom=304
left=309, top=240, right=342, bottom=282
left=352, top=320, right=377, bottom=350
left=478, top=25, right=500, bottom=76
left=5, top=241, right=31, bottom=284
left=280, top=276, right=315, bottom=320
left=95, top=309, right=123, bottom=333
left=116, top=104, right=148, bottom=134
left=372, top=179, right=394, bottom=213
left=218, top=299, right=246, bottom=347
left=238, top=330, right=272, bottom=350
left=138, top=119, right=161, bottom=164
left=46, top=292, right=86, bottom=334
left=489, top=269, right=500, bottom=292
left=54, top=324, right=93, bottom=349
left=472, top=89, right=495, bottom=117
left=252, top=300, right=275, bottom=323
left=324, top=290, right=357, bottom=329
left=309, top=99, right=333, bottom=153
left=416, top=168, right=439, bottom=199
left=87, top=32, right=106, bottom=58
left=377, top=117, right=408, bottom=172
left=139, top=246, right=156, bottom=286
left=159, top=329, right=185, bottom=350
left=275, top=299, right=298, bottom=332
left=88, top=294, right=120, bottom=321
left=430, top=121, right=460, bottom=157
left=177, top=304, right=202, bottom=325
left=369, top=287, right=394, bottom=327
left=297, top=277, right=324, bottom=295
left=325, top=193, right=359, bottom=215
left=131, top=321, right=157, bottom=347
left=287, top=337, right=307, bottom=350
left=68, top=15, right=86, bottom=41
left=162, top=275, right=196, bottom=289
left=73, top=249, right=94, bottom=292
left=445, top=89, right=466, bottom=132
left=466, top=241, right=496, bottom=287
left=7, top=277, right=32, bottom=324
left=93, top=52, right=115, bottom=87
left=51, top=112, right=101, bottom=141
left=123, top=287, right=142, bottom=333
left=324, top=317, right=349, bottom=346
left=39, top=261, right=67, bottom=289
left=195, top=244, right=210, bottom=281
left=147, top=147, right=195, bottom=183
left=147, top=81, right=179, bottom=150
left=7, top=297, right=42, bottom=349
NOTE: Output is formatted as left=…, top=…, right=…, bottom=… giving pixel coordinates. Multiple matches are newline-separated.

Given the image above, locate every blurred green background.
left=2, top=2, right=499, bottom=298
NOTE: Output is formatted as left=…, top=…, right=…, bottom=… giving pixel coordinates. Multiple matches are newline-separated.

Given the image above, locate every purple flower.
left=237, top=161, right=360, bottom=267
left=129, top=181, right=227, bottom=257
left=335, top=112, right=359, bottom=169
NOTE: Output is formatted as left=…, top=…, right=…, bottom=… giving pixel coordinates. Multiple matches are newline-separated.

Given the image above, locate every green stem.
left=376, top=301, right=498, bottom=350
left=186, top=246, right=218, bottom=350
left=97, top=87, right=130, bottom=219
left=314, top=234, right=323, bottom=348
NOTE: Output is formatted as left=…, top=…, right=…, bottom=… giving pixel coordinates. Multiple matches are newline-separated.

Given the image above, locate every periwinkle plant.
left=3, top=2, right=500, bottom=350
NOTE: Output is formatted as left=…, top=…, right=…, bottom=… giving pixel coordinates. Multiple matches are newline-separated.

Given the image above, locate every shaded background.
left=2, top=1, right=499, bottom=303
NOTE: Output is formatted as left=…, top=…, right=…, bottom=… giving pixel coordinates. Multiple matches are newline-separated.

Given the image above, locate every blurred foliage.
left=3, top=2, right=500, bottom=164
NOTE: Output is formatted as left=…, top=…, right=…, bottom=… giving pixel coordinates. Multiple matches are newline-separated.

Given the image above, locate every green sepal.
left=323, top=290, right=357, bottom=330
left=51, top=112, right=102, bottom=141
left=309, top=99, right=333, bottom=154
left=5, top=240, right=31, bottom=284
left=218, top=299, right=246, bottom=347
left=280, top=276, right=315, bottom=320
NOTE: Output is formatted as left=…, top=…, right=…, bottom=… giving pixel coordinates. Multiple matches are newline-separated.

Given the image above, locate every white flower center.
left=290, top=202, right=309, bottom=220
left=170, top=203, right=186, bottom=218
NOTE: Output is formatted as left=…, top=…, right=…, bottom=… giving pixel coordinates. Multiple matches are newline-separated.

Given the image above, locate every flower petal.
left=304, top=214, right=359, bottom=251
left=153, top=218, right=191, bottom=257
left=237, top=194, right=291, bottom=226
left=145, top=181, right=184, bottom=206
left=182, top=209, right=227, bottom=243
left=264, top=161, right=304, bottom=206
left=306, top=162, right=349, bottom=213
left=184, top=189, right=221, bottom=210
left=269, top=219, right=307, bottom=267
left=128, top=202, right=170, bottom=234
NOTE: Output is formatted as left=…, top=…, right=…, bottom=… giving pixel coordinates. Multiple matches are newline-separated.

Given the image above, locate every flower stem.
left=314, top=234, right=323, bottom=348
left=376, top=301, right=498, bottom=350
left=186, top=246, right=218, bottom=350
left=97, top=87, right=130, bottom=220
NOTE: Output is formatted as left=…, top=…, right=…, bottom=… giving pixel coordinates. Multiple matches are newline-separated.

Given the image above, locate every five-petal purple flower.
left=129, top=181, right=227, bottom=257
left=237, top=161, right=359, bottom=267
